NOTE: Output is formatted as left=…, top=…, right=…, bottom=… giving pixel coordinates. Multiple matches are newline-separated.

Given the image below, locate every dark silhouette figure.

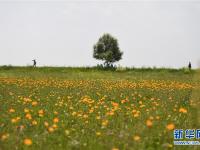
left=188, top=61, right=192, bottom=70
left=32, top=59, right=36, bottom=67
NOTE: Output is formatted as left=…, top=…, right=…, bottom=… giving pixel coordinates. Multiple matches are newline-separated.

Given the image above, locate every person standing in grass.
left=188, top=61, right=192, bottom=70
left=32, top=59, right=36, bottom=67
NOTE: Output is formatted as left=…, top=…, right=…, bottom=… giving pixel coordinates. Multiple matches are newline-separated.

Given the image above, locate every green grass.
left=0, top=66, right=199, bottom=150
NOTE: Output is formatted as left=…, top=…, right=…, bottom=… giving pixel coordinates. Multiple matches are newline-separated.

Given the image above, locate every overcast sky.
left=0, top=0, right=200, bottom=68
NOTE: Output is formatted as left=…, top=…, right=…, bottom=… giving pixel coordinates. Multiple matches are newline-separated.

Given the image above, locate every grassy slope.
left=0, top=67, right=199, bottom=150
left=0, top=66, right=195, bottom=80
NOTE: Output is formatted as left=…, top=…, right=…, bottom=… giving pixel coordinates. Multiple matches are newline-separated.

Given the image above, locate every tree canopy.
left=93, top=33, right=123, bottom=67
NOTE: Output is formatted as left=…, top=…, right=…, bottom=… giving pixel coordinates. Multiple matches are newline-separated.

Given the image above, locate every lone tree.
left=93, top=33, right=123, bottom=67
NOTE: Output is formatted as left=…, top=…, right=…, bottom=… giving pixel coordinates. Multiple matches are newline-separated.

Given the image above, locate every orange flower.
left=146, top=119, right=153, bottom=127
left=112, top=102, right=119, bottom=107
left=24, top=138, right=32, bottom=146
left=179, top=108, right=187, bottom=114
left=53, top=117, right=59, bottom=123
left=121, top=99, right=127, bottom=104
left=166, top=123, right=175, bottom=131
left=31, top=101, right=38, bottom=106
left=11, top=117, right=20, bottom=123
left=52, top=124, right=58, bottom=129
left=132, top=110, right=137, bottom=113
left=133, top=113, right=139, bottom=118
left=9, top=108, right=15, bottom=113
left=106, top=111, right=114, bottom=116
left=25, top=113, right=32, bottom=120
left=38, top=109, right=44, bottom=117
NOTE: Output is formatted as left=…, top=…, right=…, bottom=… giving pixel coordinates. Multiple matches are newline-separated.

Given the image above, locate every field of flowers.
left=0, top=67, right=200, bottom=150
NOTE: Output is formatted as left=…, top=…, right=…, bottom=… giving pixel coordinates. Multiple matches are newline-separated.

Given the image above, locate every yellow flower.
left=65, top=130, right=70, bottom=135
left=96, top=116, right=101, bottom=120
left=89, top=109, right=94, bottom=113
left=24, top=108, right=29, bottom=113
left=133, top=135, right=141, bottom=141
left=168, top=144, right=173, bottom=148
left=133, top=113, right=139, bottom=118
left=11, top=118, right=17, bottom=123
left=112, top=148, right=119, bottom=150
left=32, top=120, right=37, bottom=125
left=102, top=120, right=109, bottom=127
left=1, top=133, right=9, bottom=141
left=44, top=121, right=49, bottom=127
left=24, top=138, right=32, bottom=146
left=72, top=112, right=77, bottom=116
left=156, top=116, right=160, bottom=120
left=24, top=98, right=32, bottom=103
left=9, top=92, right=13, bottom=96
left=166, top=123, right=175, bottom=131
left=16, top=117, right=20, bottom=120
left=96, top=132, right=101, bottom=136
left=149, top=116, right=154, bottom=120
left=54, top=111, right=58, bottom=115
left=83, top=114, right=88, bottom=119
left=48, top=127, right=54, bottom=133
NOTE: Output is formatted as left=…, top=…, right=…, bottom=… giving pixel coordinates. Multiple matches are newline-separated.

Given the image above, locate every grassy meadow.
left=0, top=66, right=200, bottom=150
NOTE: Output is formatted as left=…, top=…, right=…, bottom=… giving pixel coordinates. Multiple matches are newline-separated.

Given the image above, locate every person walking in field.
left=188, top=61, right=191, bottom=70
left=32, top=59, right=36, bottom=67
